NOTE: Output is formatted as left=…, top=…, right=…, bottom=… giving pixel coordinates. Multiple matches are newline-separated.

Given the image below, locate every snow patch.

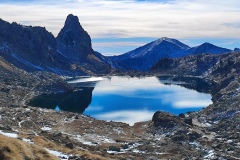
left=226, top=140, right=233, bottom=143
left=107, top=150, right=125, bottom=154
left=113, top=127, right=125, bottom=135
left=74, top=134, right=115, bottom=146
left=46, top=149, right=70, bottom=160
left=67, top=77, right=104, bottom=84
left=132, top=149, right=145, bottom=153
left=41, top=126, right=52, bottom=131
left=189, top=141, right=199, bottom=147
left=23, top=138, right=34, bottom=144
left=74, top=135, right=97, bottom=146
left=204, top=150, right=215, bottom=159
left=0, top=130, right=18, bottom=138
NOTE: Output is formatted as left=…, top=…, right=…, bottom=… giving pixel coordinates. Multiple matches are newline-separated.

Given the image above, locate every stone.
left=65, top=143, right=74, bottom=149
left=152, top=111, right=182, bottom=128
left=109, top=146, right=121, bottom=152
left=179, top=113, right=185, bottom=118
left=121, top=144, right=129, bottom=149
left=188, top=132, right=201, bottom=141
left=184, top=118, right=193, bottom=126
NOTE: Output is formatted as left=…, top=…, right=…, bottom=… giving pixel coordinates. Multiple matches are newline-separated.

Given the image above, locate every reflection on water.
left=85, top=76, right=212, bottom=125
left=28, top=87, right=94, bottom=113
left=28, top=76, right=213, bottom=125
left=157, top=76, right=215, bottom=93
left=55, top=105, right=60, bottom=111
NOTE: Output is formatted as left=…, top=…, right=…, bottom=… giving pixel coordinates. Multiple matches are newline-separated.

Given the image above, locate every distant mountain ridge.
left=0, top=15, right=233, bottom=74
left=109, top=37, right=232, bottom=71
left=0, top=14, right=111, bottom=76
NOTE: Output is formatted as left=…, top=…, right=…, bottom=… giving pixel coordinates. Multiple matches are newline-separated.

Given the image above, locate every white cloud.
left=95, top=110, right=154, bottom=125
left=173, top=99, right=212, bottom=108
left=0, top=0, right=240, bottom=39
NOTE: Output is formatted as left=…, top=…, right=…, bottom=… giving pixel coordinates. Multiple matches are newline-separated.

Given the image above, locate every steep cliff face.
left=56, top=14, right=93, bottom=62
left=0, top=15, right=111, bottom=76
left=56, top=14, right=111, bottom=74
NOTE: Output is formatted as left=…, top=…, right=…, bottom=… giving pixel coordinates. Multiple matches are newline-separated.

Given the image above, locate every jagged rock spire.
left=57, top=14, right=93, bottom=55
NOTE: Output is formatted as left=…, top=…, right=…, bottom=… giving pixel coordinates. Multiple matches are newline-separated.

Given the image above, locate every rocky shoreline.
left=0, top=57, right=239, bottom=159
left=0, top=104, right=236, bottom=160
left=0, top=14, right=239, bottom=160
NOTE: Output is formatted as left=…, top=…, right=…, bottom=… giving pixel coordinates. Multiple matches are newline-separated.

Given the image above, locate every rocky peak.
left=154, top=37, right=190, bottom=50
left=234, top=48, right=240, bottom=52
left=200, top=42, right=214, bottom=47
left=56, top=14, right=93, bottom=57
left=192, top=42, right=231, bottom=54
left=64, top=14, right=83, bottom=32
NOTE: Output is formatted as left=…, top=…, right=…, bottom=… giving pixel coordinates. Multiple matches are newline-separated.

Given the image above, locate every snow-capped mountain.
left=109, top=37, right=191, bottom=71
left=109, top=38, right=232, bottom=71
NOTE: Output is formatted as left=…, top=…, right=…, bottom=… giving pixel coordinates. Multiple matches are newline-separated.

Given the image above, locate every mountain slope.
left=110, top=37, right=191, bottom=71
left=0, top=18, right=62, bottom=72
left=0, top=15, right=111, bottom=76
left=109, top=38, right=232, bottom=71
left=56, top=14, right=111, bottom=75
left=188, top=42, right=231, bottom=55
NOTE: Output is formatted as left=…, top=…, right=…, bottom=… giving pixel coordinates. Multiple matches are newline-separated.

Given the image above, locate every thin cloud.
left=0, top=0, right=240, bottom=39
left=93, top=42, right=146, bottom=47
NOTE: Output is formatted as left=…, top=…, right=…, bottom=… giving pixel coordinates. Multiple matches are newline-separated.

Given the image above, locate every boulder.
left=152, top=111, right=182, bottom=128
left=179, top=113, right=185, bottom=118
left=188, top=132, right=202, bottom=141
left=121, top=144, right=129, bottom=149
left=184, top=118, right=193, bottom=126
left=109, top=146, right=121, bottom=152
left=65, top=143, right=74, bottom=149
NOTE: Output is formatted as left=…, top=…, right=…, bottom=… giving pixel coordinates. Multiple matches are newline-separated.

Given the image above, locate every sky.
left=0, top=0, right=240, bottom=55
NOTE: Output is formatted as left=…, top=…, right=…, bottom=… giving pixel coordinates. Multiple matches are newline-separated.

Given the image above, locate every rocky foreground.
left=0, top=53, right=239, bottom=160
left=0, top=105, right=239, bottom=160
left=0, top=13, right=239, bottom=159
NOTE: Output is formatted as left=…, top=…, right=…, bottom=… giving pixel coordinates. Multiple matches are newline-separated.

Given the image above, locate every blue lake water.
left=68, top=76, right=212, bottom=125
left=29, top=76, right=213, bottom=125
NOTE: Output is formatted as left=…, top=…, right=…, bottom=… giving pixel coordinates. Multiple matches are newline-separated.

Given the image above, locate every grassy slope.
left=0, top=134, right=58, bottom=160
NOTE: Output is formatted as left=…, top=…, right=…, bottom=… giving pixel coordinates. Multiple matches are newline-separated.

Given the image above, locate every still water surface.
left=29, top=76, right=213, bottom=125
left=70, top=76, right=212, bottom=125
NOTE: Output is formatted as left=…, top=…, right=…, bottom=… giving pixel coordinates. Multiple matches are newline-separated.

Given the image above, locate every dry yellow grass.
left=0, top=134, right=58, bottom=160
left=0, top=59, right=13, bottom=72
left=32, top=136, right=112, bottom=160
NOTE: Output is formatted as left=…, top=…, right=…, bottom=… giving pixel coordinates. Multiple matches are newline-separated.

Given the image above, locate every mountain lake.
left=28, top=76, right=214, bottom=125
